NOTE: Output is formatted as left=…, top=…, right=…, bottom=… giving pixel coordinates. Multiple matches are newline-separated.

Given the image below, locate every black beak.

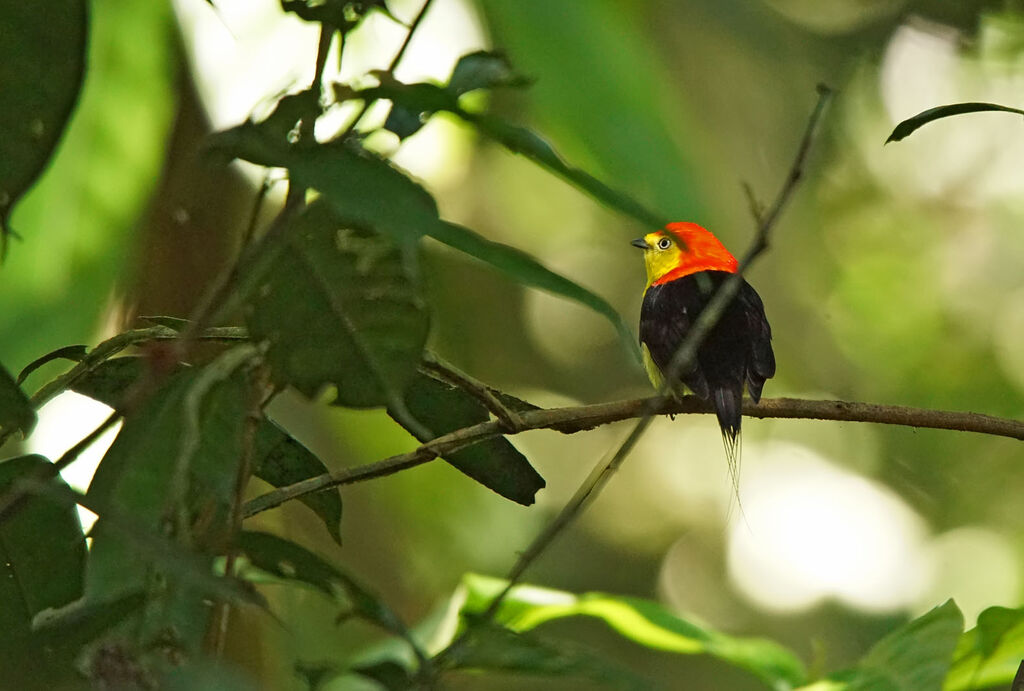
left=630, top=237, right=648, bottom=250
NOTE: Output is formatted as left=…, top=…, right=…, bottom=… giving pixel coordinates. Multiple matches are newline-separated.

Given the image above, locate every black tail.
left=713, top=387, right=743, bottom=506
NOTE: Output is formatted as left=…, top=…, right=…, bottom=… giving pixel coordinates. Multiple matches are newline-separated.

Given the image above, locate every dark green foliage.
left=390, top=373, right=545, bottom=505
left=886, top=102, right=1024, bottom=143
left=0, top=0, right=87, bottom=243
left=72, top=357, right=344, bottom=543
left=16, top=344, right=87, bottom=385
left=246, top=200, right=430, bottom=408
left=0, top=362, right=35, bottom=438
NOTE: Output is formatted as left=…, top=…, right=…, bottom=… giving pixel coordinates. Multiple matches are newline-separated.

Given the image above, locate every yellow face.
left=632, top=232, right=683, bottom=286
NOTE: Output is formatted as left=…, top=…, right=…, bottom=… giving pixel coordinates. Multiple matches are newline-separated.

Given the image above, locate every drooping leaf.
left=0, top=455, right=85, bottom=635
left=943, top=606, right=1024, bottom=691
left=441, top=621, right=646, bottom=689
left=459, top=574, right=807, bottom=690
left=0, top=362, right=35, bottom=438
left=140, top=315, right=192, bottom=332
left=245, top=200, right=430, bottom=409
left=390, top=373, right=544, bottom=505
left=448, top=51, right=530, bottom=96
left=886, top=102, right=1024, bottom=143
left=429, top=221, right=641, bottom=362
left=15, top=344, right=88, bottom=386
left=236, top=531, right=403, bottom=634
left=72, top=357, right=343, bottom=543
left=252, top=422, right=343, bottom=544
left=0, top=0, right=88, bottom=244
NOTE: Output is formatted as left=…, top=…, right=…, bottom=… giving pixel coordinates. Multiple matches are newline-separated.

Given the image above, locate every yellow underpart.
left=641, top=342, right=664, bottom=390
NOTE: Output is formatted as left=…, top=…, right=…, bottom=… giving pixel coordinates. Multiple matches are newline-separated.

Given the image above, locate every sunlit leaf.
left=448, top=51, right=530, bottom=95
left=71, top=356, right=343, bottom=543
left=804, top=601, right=964, bottom=691
left=0, top=0, right=87, bottom=244
left=0, top=362, right=35, bottom=438
left=943, top=606, right=1024, bottom=691
left=459, top=574, right=807, bottom=690
left=886, top=103, right=1024, bottom=144
left=391, top=373, right=544, bottom=505
left=245, top=200, right=430, bottom=410
left=441, top=621, right=646, bottom=689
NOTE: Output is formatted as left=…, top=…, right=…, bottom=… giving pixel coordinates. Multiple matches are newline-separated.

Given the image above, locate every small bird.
left=632, top=222, right=775, bottom=487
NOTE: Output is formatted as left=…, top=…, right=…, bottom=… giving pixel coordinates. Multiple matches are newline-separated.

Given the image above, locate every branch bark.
left=242, top=395, right=1023, bottom=519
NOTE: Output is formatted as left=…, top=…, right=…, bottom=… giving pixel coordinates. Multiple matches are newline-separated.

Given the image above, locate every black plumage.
left=639, top=270, right=775, bottom=445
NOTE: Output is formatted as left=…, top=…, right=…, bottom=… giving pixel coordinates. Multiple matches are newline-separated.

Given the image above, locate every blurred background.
left=4, top=0, right=1024, bottom=688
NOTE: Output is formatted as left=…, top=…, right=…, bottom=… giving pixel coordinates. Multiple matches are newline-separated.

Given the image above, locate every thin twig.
left=338, top=0, right=436, bottom=140
left=241, top=393, right=1023, bottom=519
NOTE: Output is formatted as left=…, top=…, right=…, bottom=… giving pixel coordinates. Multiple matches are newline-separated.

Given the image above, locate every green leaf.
left=236, top=531, right=402, bottom=633
left=429, top=221, right=641, bottom=362
left=0, top=0, right=174, bottom=372
left=0, top=455, right=85, bottom=635
left=0, top=0, right=87, bottom=244
left=245, top=200, right=430, bottom=409
left=140, top=315, right=192, bottom=332
left=448, top=51, right=530, bottom=95
left=886, top=103, right=1024, bottom=143
left=69, top=355, right=150, bottom=406
left=84, top=356, right=250, bottom=614
left=252, top=422, right=343, bottom=544
left=71, top=357, right=344, bottom=543
left=442, top=621, right=646, bottom=689
left=390, top=373, right=544, bottom=505
left=459, top=574, right=807, bottom=690
left=16, top=344, right=88, bottom=386
left=162, top=659, right=259, bottom=691
left=0, top=362, right=35, bottom=438
left=943, top=606, right=1024, bottom=691
left=806, top=601, right=964, bottom=691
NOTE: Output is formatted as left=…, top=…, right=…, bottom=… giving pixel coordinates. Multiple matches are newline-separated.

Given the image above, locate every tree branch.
left=241, top=394, right=1023, bottom=519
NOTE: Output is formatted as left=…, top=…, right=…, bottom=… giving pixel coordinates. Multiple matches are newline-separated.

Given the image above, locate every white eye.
left=657, top=237, right=672, bottom=250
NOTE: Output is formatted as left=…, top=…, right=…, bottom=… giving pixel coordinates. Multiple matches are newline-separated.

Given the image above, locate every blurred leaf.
left=84, top=359, right=249, bottom=614
left=71, top=356, right=343, bottom=543
left=448, top=50, right=530, bottom=95
left=351, top=660, right=416, bottom=690
left=886, top=103, right=1024, bottom=143
left=805, top=601, right=964, bottom=691
left=442, top=621, right=646, bottom=689
left=16, top=344, right=87, bottom=385
left=460, top=574, right=807, bottom=689
left=0, top=362, right=35, bottom=438
left=163, top=658, right=259, bottom=691
left=474, top=0, right=701, bottom=221
left=280, top=0, right=395, bottom=31
left=943, top=606, right=1024, bottom=691
left=252, top=422, right=343, bottom=544
left=0, top=0, right=87, bottom=242
left=245, top=200, right=429, bottom=410
left=390, top=373, right=544, bottom=505
left=236, top=531, right=403, bottom=633
left=0, top=455, right=85, bottom=634
left=430, top=221, right=641, bottom=362
left=384, top=104, right=426, bottom=140
left=0, top=0, right=174, bottom=371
